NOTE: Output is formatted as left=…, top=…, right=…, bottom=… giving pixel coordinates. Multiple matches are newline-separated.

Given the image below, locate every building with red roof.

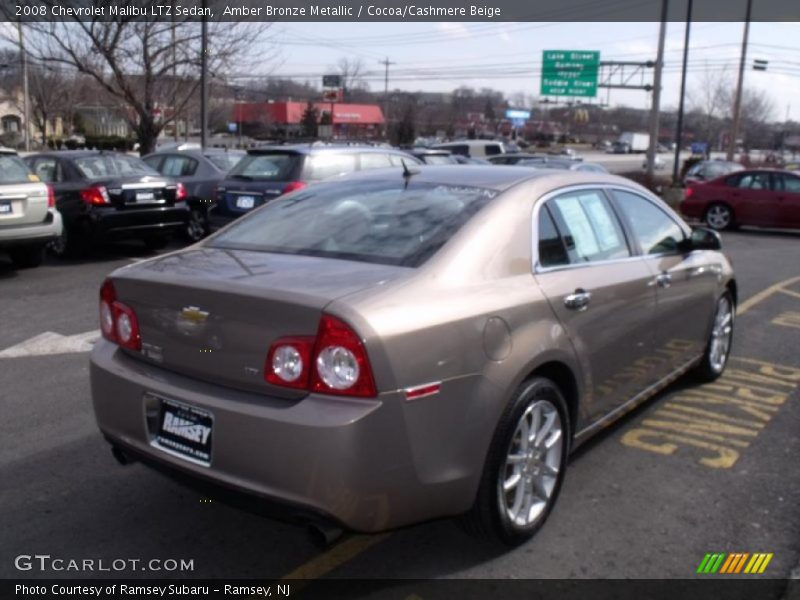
left=232, top=102, right=385, bottom=140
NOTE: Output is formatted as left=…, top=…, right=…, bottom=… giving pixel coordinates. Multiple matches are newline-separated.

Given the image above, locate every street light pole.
left=17, top=23, right=30, bottom=152
left=727, top=0, right=752, bottom=161
left=646, top=0, right=669, bottom=179
left=200, top=1, right=208, bottom=149
left=379, top=57, right=395, bottom=139
left=672, top=0, right=693, bottom=185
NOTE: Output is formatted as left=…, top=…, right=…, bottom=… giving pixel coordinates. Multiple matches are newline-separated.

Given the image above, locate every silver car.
left=0, top=149, right=62, bottom=268
left=91, top=167, right=735, bottom=544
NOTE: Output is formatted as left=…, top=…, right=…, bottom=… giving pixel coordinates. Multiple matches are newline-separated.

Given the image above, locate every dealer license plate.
left=135, top=191, right=155, bottom=203
left=153, top=397, right=213, bottom=466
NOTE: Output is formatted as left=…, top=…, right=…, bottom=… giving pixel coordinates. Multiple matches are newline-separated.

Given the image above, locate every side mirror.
left=683, top=227, right=721, bottom=252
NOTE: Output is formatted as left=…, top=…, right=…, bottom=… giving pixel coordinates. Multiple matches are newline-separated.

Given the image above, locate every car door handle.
left=654, top=272, right=672, bottom=288
left=564, top=289, right=592, bottom=311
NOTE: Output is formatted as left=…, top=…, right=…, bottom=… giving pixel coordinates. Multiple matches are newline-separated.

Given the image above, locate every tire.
left=704, top=203, right=735, bottom=231
left=184, top=207, right=209, bottom=243
left=461, top=377, right=570, bottom=545
left=9, top=244, right=45, bottom=269
left=143, top=235, right=169, bottom=251
left=693, top=292, right=735, bottom=382
left=47, top=226, right=85, bottom=258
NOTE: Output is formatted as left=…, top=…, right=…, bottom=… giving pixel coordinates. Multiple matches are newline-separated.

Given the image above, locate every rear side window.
left=484, top=144, right=503, bottom=156
left=303, top=153, right=358, bottom=181
left=0, top=155, right=33, bottom=184
left=359, top=153, right=393, bottom=170
left=228, top=153, right=300, bottom=181
left=209, top=181, right=497, bottom=267
left=537, top=206, right=569, bottom=268
left=612, top=190, right=685, bottom=255
left=31, top=157, right=62, bottom=183
left=737, top=172, right=771, bottom=190
left=445, top=144, right=469, bottom=157
left=547, top=190, right=630, bottom=263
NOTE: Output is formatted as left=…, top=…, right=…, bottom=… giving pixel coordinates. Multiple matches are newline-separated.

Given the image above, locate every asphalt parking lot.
left=1, top=230, right=798, bottom=590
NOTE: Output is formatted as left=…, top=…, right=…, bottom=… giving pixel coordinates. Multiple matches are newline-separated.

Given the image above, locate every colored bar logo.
left=697, top=552, right=773, bottom=574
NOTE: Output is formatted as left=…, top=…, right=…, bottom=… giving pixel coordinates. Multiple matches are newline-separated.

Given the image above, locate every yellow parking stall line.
left=280, top=533, right=392, bottom=581
left=747, top=553, right=765, bottom=574
left=734, top=553, right=750, bottom=573
left=737, top=275, right=800, bottom=315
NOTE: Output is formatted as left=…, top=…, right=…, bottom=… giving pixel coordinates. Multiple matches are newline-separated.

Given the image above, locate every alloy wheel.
left=709, top=295, right=734, bottom=373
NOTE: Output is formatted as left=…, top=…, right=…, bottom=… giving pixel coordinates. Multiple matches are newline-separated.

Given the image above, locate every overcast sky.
left=259, top=21, right=800, bottom=121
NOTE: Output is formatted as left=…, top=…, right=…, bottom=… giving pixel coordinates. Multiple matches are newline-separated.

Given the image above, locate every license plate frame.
left=235, top=195, right=256, bottom=209
left=151, top=396, right=214, bottom=466
left=135, top=191, right=156, bottom=203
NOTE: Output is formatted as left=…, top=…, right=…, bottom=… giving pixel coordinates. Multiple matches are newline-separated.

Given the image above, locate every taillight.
left=81, top=185, right=110, bottom=205
left=46, top=184, right=55, bottom=208
left=281, top=181, right=307, bottom=195
left=265, top=336, right=315, bottom=389
left=264, top=314, right=377, bottom=398
left=175, top=182, right=187, bottom=201
left=213, top=186, right=225, bottom=201
left=98, top=278, right=141, bottom=351
left=684, top=186, right=694, bottom=199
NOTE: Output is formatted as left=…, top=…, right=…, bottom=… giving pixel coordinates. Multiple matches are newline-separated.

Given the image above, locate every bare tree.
left=334, top=57, right=367, bottom=101
left=5, top=8, right=272, bottom=154
left=687, top=67, right=731, bottom=145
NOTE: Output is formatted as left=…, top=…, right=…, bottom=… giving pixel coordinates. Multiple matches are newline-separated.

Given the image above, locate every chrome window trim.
left=531, top=183, right=691, bottom=274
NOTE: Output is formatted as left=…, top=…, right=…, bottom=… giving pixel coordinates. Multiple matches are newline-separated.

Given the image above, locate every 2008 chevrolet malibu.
left=91, top=166, right=736, bottom=544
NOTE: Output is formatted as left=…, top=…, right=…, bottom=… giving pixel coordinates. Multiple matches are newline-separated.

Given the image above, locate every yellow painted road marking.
left=737, top=275, right=800, bottom=315
left=281, top=533, right=391, bottom=581
left=758, top=553, right=773, bottom=573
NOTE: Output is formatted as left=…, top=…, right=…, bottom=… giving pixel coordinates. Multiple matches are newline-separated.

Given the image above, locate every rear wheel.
left=705, top=203, right=734, bottom=231
left=693, top=292, right=735, bottom=382
left=185, top=207, right=208, bottom=242
left=9, top=244, right=45, bottom=269
left=47, top=226, right=85, bottom=258
left=462, top=377, right=569, bottom=545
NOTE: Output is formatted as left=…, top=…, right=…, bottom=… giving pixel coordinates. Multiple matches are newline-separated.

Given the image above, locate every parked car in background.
left=143, top=148, right=245, bottom=241
left=681, top=168, right=800, bottom=230
left=487, top=152, right=548, bottom=165
left=517, top=158, right=608, bottom=173
left=547, top=147, right=582, bottom=161
left=0, top=149, right=62, bottom=268
left=683, top=160, right=744, bottom=185
left=432, top=139, right=506, bottom=159
left=24, top=151, right=189, bottom=256
left=210, top=144, right=422, bottom=229
left=92, top=166, right=735, bottom=545
left=407, top=148, right=459, bottom=165
left=452, top=155, right=491, bottom=165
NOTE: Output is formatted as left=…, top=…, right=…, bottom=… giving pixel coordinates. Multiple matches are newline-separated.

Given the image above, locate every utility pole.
left=672, top=0, right=693, bottom=185
left=727, top=0, right=752, bottom=161
left=172, top=23, right=178, bottom=142
left=646, top=0, right=668, bottom=179
left=17, top=23, right=30, bottom=152
left=200, top=1, right=209, bottom=149
left=379, top=57, right=395, bottom=139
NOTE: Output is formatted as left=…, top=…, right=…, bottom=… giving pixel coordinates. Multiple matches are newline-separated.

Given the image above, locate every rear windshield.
left=208, top=180, right=498, bottom=267
left=227, top=152, right=300, bottom=181
left=206, top=152, right=245, bottom=172
left=0, top=155, right=34, bottom=184
left=74, top=154, right=159, bottom=179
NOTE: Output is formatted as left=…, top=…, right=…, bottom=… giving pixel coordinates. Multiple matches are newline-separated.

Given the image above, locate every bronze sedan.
left=91, top=167, right=736, bottom=545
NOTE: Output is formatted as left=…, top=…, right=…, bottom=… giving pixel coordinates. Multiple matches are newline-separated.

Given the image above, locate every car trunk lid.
left=110, top=247, right=409, bottom=396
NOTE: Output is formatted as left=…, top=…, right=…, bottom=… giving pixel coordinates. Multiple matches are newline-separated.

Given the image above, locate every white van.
left=432, top=140, right=506, bottom=159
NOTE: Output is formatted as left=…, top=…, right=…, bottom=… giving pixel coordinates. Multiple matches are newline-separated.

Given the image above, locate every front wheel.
left=705, top=203, right=734, bottom=231
left=462, top=377, right=569, bottom=545
left=693, top=292, right=735, bottom=382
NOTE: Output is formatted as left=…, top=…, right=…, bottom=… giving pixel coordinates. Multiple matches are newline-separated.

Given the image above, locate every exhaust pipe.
left=306, top=521, right=344, bottom=548
left=111, top=446, right=135, bottom=466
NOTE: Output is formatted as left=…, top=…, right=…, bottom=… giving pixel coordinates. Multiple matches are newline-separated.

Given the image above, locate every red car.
left=681, top=168, right=800, bottom=230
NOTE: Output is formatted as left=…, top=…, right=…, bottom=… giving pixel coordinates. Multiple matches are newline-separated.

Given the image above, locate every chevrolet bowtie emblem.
left=179, top=306, right=209, bottom=324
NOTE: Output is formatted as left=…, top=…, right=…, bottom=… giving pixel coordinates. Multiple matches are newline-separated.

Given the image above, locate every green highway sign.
left=541, top=50, right=600, bottom=97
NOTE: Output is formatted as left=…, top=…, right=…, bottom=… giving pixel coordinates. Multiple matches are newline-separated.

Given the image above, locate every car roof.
left=410, top=149, right=452, bottom=156
left=327, top=165, right=634, bottom=192
left=0, top=146, right=17, bottom=155
left=248, top=144, right=409, bottom=156
left=25, top=150, right=131, bottom=159
left=145, top=148, right=245, bottom=158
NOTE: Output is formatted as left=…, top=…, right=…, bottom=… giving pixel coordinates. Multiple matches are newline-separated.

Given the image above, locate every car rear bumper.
left=89, top=205, right=189, bottom=239
left=679, top=199, right=704, bottom=219
left=0, top=209, right=62, bottom=246
left=90, top=340, right=478, bottom=532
